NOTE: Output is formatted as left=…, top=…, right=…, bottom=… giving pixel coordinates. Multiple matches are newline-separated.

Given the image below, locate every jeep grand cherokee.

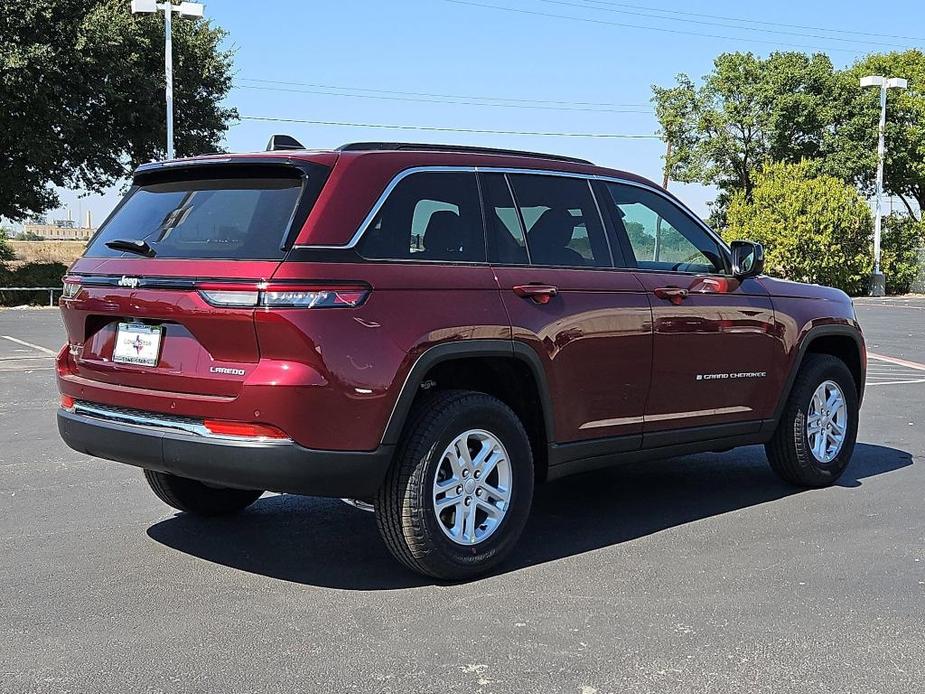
left=56, top=141, right=866, bottom=580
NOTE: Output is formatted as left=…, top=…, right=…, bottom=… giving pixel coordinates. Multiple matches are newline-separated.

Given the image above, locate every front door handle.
left=654, top=287, right=689, bottom=305
left=513, top=284, right=558, bottom=305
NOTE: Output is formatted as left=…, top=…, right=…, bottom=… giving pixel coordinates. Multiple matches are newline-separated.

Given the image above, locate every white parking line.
left=868, top=352, right=925, bottom=372
left=856, top=303, right=925, bottom=310
left=862, top=352, right=925, bottom=387
left=0, top=335, right=57, bottom=356
left=867, top=379, right=925, bottom=387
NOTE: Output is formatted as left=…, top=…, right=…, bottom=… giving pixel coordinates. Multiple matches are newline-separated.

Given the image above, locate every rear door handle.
left=654, top=287, right=689, bottom=305
left=513, top=284, right=558, bottom=305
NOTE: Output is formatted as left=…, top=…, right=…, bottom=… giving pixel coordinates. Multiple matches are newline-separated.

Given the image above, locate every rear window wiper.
left=105, top=238, right=156, bottom=257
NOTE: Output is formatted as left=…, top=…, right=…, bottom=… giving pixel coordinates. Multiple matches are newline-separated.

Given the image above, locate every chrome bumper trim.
left=68, top=401, right=291, bottom=445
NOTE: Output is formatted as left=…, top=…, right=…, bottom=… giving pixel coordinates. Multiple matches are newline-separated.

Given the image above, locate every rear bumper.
left=57, top=409, right=394, bottom=499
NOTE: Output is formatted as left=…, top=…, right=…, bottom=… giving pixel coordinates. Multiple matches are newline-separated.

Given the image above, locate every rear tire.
left=766, top=354, right=858, bottom=487
left=143, top=470, right=263, bottom=516
left=375, top=390, right=534, bottom=580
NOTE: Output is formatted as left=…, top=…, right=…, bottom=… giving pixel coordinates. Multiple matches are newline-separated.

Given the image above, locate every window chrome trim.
left=291, top=165, right=731, bottom=259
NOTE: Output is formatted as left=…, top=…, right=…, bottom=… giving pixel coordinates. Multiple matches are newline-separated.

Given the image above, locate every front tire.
left=375, top=390, right=534, bottom=580
left=766, top=354, right=859, bottom=487
left=143, top=470, right=263, bottom=516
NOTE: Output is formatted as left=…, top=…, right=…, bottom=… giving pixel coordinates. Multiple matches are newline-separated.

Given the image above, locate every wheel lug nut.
left=456, top=485, right=463, bottom=495
left=461, top=469, right=469, bottom=478
left=475, top=488, right=482, bottom=497
left=474, top=470, right=481, bottom=479
left=464, top=497, right=472, bottom=506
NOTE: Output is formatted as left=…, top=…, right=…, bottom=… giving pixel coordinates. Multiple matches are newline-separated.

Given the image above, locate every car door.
left=482, top=172, right=652, bottom=449
left=599, top=180, right=778, bottom=443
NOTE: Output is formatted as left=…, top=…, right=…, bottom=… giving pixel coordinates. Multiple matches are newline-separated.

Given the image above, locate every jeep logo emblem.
left=118, top=276, right=140, bottom=288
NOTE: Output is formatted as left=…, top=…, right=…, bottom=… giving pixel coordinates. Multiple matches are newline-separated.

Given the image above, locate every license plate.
left=112, top=323, right=163, bottom=367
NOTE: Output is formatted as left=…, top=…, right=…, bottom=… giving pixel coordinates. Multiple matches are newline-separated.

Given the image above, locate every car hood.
left=758, top=276, right=853, bottom=304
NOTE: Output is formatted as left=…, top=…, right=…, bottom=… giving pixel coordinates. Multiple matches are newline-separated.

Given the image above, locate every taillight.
left=62, top=276, right=81, bottom=299
left=198, top=287, right=260, bottom=307
left=197, top=282, right=369, bottom=309
left=60, top=394, right=76, bottom=411
left=202, top=419, right=289, bottom=440
left=56, top=343, right=76, bottom=376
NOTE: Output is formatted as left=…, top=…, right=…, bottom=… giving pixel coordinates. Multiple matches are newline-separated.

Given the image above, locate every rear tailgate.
left=59, top=159, right=330, bottom=404
left=61, top=258, right=277, bottom=399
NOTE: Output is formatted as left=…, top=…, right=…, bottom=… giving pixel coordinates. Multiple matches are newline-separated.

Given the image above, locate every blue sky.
left=52, top=0, right=925, bottom=227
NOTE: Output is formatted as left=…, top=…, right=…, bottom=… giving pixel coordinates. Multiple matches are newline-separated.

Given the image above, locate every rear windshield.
left=86, top=168, right=321, bottom=259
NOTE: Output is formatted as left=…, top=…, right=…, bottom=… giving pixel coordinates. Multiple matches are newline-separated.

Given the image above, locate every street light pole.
left=164, top=4, right=174, bottom=160
left=131, top=0, right=205, bottom=161
left=860, top=75, right=907, bottom=297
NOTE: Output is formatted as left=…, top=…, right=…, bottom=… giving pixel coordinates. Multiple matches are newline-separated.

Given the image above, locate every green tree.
left=838, top=50, right=925, bottom=220
left=0, top=226, right=15, bottom=263
left=0, top=0, right=236, bottom=221
left=653, top=52, right=849, bottom=225
left=725, top=162, right=873, bottom=295
left=880, top=214, right=925, bottom=294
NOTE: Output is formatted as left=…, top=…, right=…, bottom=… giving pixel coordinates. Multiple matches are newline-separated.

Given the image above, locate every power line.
left=441, top=0, right=882, bottom=54
left=576, top=0, right=925, bottom=44
left=237, top=77, right=651, bottom=109
left=239, top=115, right=661, bottom=139
left=233, top=83, right=653, bottom=113
left=540, top=0, right=916, bottom=49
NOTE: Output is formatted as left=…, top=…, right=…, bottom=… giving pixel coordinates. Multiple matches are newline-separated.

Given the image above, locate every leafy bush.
left=0, top=261, right=69, bottom=306
left=880, top=214, right=925, bottom=295
left=725, top=161, right=873, bottom=295
left=0, top=227, right=15, bottom=263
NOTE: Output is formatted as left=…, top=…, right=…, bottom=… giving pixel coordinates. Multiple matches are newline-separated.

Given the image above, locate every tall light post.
left=130, top=0, right=205, bottom=160
left=860, top=75, right=907, bottom=296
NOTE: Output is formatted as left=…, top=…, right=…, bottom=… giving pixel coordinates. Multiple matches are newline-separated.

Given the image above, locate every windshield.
left=85, top=170, right=316, bottom=259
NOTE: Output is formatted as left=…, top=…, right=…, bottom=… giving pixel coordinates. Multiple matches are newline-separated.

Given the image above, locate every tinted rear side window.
left=507, top=174, right=611, bottom=268
left=358, top=172, right=485, bottom=262
left=86, top=169, right=319, bottom=259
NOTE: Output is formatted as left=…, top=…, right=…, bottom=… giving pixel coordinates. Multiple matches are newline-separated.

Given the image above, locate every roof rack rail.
left=336, top=142, right=593, bottom=165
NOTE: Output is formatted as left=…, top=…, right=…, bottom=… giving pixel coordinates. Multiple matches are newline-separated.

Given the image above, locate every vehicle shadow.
left=146, top=442, right=912, bottom=590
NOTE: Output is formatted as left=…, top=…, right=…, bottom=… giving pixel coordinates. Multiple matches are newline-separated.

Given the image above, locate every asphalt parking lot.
left=1, top=298, right=923, bottom=694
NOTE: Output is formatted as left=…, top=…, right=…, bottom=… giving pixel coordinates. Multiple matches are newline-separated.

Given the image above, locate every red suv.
left=57, top=141, right=866, bottom=579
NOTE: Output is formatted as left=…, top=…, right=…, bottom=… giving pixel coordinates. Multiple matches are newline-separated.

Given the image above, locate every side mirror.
left=730, top=240, right=764, bottom=279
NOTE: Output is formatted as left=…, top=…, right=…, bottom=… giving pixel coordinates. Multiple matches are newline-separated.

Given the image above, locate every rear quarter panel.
left=266, top=261, right=509, bottom=450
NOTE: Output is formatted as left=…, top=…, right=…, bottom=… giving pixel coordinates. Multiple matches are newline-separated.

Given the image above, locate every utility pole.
left=662, top=140, right=672, bottom=189
left=860, top=75, right=907, bottom=296
left=130, top=1, right=205, bottom=160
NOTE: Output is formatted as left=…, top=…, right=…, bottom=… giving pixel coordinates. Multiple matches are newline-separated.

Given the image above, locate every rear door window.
left=85, top=168, right=322, bottom=259
left=482, top=173, right=529, bottom=265
left=358, top=172, right=485, bottom=262
left=506, top=174, right=612, bottom=268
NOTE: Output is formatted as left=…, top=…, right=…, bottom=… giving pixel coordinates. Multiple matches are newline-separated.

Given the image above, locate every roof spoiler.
left=266, top=134, right=305, bottom=152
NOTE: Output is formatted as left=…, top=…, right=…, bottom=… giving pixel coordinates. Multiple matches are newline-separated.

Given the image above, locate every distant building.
left=22, top=210, right=96, bottom=241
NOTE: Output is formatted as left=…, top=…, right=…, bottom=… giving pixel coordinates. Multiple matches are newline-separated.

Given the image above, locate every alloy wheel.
left=431, top=429, right=512, bottom=545
left=806, top=379, right=848, bottom=464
